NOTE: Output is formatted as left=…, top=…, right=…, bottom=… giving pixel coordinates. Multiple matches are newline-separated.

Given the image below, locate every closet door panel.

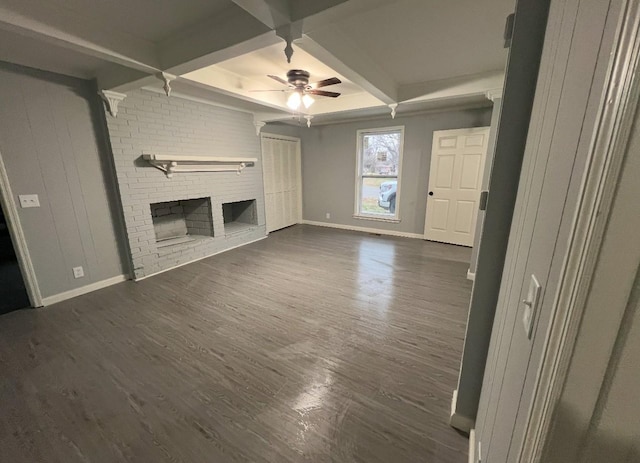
left=262, top=136, right=301, bottom=233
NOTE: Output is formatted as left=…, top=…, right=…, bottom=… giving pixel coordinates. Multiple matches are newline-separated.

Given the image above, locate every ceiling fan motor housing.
left=287, top=69, right=310, bottom=87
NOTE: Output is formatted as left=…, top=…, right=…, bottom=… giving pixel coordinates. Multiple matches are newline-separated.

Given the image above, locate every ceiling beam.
left=98, top=6, right=281, bottom=93
left=0, top=3, right=159, bottom=72
left=158, top=5, right=273, bottom=71
left=298, top=29, right=398, bottom=105
left=231, top=0, right=291, bottom=29
left=96, top=66, right=164, bottom=94
left=232, top=0, right=352, bottom=28
left=290, top=0, right=355, bottom=21
left=398, top=70, right=505, bottom=103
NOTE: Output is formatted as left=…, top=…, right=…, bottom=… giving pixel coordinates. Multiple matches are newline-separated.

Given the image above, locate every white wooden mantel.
left=142, top=154, right=257, bottom=178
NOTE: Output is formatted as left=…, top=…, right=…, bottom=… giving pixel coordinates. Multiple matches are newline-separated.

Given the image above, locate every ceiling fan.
left=251, top=69, right=342, bottom=110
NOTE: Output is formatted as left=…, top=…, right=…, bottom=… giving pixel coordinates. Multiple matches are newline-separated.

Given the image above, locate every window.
left=354, top=126, right=404, bottom=221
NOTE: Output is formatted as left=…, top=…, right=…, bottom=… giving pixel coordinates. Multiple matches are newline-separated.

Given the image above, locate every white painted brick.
left=104, top=88, right=266, bottom=278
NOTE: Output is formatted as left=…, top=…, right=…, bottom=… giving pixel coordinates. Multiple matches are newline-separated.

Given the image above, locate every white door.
left=261, top=135, right=302, bottom=233
left=424, top=127, right=490, bottom=246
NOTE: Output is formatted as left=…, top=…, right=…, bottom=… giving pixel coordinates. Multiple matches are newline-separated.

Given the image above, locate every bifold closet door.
left=261, top=136, right=301, bottom=233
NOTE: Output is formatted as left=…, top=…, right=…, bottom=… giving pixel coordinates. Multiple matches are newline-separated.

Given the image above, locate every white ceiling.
left=0, top=0, right=513, bottom=123
left=216, top=43, right=362, bottom=95
left=182, top=42, right=377, bottom=114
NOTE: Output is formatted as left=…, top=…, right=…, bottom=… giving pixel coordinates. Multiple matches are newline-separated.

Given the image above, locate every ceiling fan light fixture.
left=287, top=92, right=301, bottom=110
left=302, top=94, right=314, bottom=108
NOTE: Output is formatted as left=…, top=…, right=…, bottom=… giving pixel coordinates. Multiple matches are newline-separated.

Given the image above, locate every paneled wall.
left=103, top=89, right=265, bottom=279
left=0, top=62, right=127, bottom=300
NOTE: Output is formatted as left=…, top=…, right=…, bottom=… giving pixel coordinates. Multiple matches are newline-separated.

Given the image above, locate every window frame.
left=353, top=126, right=405, bottom=222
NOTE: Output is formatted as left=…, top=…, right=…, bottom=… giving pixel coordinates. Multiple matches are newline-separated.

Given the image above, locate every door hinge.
left=479, top=191, right=489, bottom=211
left=504, top=13, right=515, bottom=48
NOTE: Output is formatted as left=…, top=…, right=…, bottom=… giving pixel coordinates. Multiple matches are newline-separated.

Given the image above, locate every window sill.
left=353, top=214, right=401, bottom=224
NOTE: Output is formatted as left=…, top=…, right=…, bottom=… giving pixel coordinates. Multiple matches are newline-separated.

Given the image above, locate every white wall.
left=0, top=62, right=127, bottom=300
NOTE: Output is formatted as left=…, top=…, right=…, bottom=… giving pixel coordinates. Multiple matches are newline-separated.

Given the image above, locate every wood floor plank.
left=0, top=224, right=472, bottom=462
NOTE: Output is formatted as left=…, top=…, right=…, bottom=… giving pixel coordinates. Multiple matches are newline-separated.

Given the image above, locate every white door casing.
left=0, top=149, right=43, bottom=306
left=424, top=127, right=490, bottom=246
left=261, top=134, right=302, bottom=233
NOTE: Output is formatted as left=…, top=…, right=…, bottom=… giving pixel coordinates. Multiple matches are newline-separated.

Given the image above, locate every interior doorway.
left=0, top=203, right=29, bottom=314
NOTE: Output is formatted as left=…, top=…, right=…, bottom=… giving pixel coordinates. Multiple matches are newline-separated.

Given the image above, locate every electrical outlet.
left=72, top=266, right=84, bottom=279
left=326, top=212, right=331, bottom=219
left=19, top=194, right=40, bottom=208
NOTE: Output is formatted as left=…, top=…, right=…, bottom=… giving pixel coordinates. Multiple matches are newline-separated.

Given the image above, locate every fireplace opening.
left=222, top=199, right=257, bottom=235
left=150, top=197, right=213, bottom=247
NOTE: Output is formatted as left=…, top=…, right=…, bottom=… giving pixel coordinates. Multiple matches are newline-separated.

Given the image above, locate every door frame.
left=518, top=0, right=640, bottom=459
left=423, top=126, right=490, bottom=245
left=0, top=149, right=43, bottom=307
left=260, top=133, right=303, bottom=230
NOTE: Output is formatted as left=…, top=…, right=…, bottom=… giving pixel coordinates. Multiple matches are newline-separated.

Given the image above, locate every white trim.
left=518, top=0, right=640, bottom=460
left=98, top=90, right=127, bottom=117
left=467, top=269, right=475, bottom=281
left=42, top=274, right=128, bottom=306
left=140, top=86, right=256, bottom=115
left=141, top=154, right=257, bottom=178
left=253, top=119, right=266, bottom=136
left=301, top=219, right=423, bottom=239
left=485, top=87, right=504, bottom=102
left=469, top=429, right=477, bottom=463
left=261, top=133, right=300, bottom=142
left=354, top=126, right=405, bottom=222
left=135, top=235, right=268, bottom=281
left=450, top=388, right=475, bottom=432
left=352, top=214, right=400, bottom=224
left=0, top=150, right=43, bottom=307
left=283, top=101, right=492, bottom=127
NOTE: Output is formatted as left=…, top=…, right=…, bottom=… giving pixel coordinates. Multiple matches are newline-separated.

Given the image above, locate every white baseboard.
left=42, top=274, right=129, bottom=306
left=301, top=219, right=424, bottom=239
left=469, top=429, right=480, bottom=463
left=467, top=269, right=476, bottom=281
left=450, top=389, right=475, bottom=432
left=469, top=429, right=477, bottom=463
left=136, top=235, right=268, bottom=281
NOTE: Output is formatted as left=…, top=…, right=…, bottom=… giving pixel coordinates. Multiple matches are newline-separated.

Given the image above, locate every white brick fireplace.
left=103, top=89, right=266, bottom=279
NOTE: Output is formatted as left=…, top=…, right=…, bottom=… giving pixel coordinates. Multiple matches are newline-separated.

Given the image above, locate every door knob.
left=428, top=191, right=434, bottom=196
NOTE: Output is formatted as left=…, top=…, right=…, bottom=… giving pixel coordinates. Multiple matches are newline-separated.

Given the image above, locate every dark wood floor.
left=0, top=225, right=472, bottom=463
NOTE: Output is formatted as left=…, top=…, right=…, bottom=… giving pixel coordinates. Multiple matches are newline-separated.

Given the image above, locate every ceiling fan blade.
left=308, top=89, right=341, bottom=98
left=312, top=77, right=342, bottom=88
left=267, top=75, right=290, bottom=86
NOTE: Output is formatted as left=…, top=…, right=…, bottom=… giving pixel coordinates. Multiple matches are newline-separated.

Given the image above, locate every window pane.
left=360, top=177, right=396, bottom=216
left=361, top=132, right=401, bottom=175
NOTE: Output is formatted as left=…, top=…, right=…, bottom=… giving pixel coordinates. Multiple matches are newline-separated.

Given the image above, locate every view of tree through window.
left=355, top=127, right=404, bottom=218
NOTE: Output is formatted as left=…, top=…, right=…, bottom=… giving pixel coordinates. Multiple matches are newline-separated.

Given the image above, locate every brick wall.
left=104, top=89, right=265, bottom=279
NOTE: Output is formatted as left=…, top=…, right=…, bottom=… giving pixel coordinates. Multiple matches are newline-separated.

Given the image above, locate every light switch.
left=19, top=194, right=40, bottom=208
left=522, top=274, right=541, bottom=339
